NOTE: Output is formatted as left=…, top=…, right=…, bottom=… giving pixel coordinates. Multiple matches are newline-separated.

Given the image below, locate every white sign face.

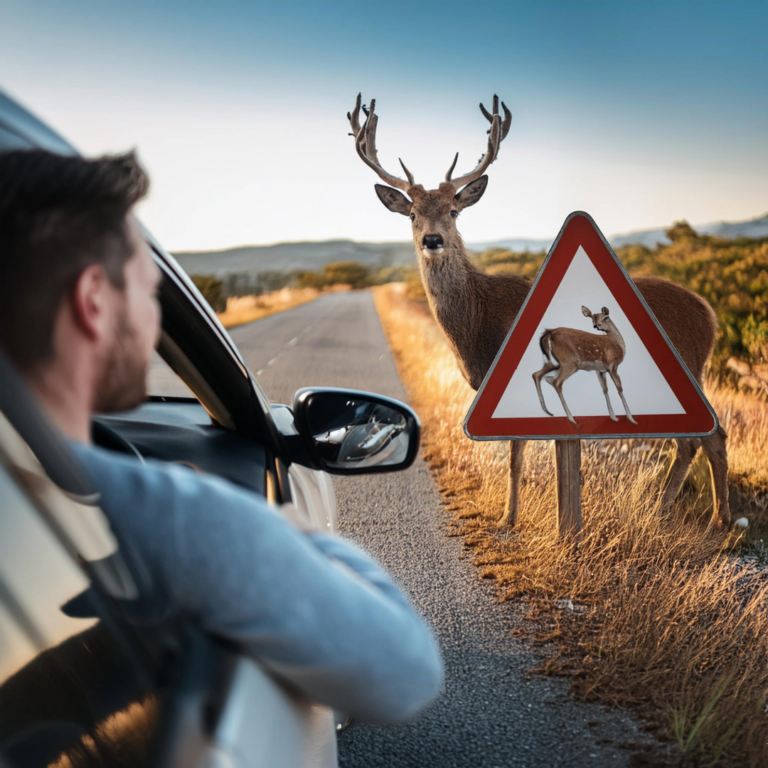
left=492, top=246, right=685, bottom=420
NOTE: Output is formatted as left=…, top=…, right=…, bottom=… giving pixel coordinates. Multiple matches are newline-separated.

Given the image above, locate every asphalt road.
left=228, top=291, right=652, bottom=768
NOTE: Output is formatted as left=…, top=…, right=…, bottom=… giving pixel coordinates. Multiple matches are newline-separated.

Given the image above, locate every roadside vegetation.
left=190, top=260, right=417, bottom=329
left=373, top=226, right=768, bottom=765
left=214, top=287, right=326, bottom=329
left=191, top=275, right=324, bottom=329
left=190, top=275, right=351, bottom=330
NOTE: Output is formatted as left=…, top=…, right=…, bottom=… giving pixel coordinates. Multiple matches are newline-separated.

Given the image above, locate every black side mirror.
left=292, top=388, right=420, bottom=475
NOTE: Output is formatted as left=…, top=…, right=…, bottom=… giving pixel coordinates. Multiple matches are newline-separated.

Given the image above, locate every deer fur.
left=349, top=94, right=730, bottom=530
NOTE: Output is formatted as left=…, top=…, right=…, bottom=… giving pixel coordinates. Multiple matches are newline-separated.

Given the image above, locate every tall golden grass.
left=374, top=283, right=768, bottom=766
left=217, top=285, right=350, bottom=329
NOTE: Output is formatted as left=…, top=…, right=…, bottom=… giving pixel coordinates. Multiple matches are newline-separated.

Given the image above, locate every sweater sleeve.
left=167, top=473, right=443, bottom=722
left=70, top=445, right=442, bottom=723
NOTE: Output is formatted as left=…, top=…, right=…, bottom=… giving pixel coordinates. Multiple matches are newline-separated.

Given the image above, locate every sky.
left=1, top=0, right=766, bottom=251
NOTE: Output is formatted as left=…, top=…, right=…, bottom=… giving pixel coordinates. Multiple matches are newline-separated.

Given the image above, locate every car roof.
left=0, top=91, right=77, bottom=155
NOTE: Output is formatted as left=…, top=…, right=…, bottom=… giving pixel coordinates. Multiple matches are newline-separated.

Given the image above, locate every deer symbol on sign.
left=533, top=306, right=638, bottom=427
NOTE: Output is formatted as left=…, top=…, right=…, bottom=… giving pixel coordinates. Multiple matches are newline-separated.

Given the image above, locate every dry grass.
left=709, top=385, right=768, bottom=512
left=374, top=283, right=768, bottom=766
left=217, top=285, right=349, bottom=329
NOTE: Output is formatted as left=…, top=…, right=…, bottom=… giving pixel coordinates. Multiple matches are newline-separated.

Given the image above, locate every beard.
left=93, top=307, right=150, bottom=413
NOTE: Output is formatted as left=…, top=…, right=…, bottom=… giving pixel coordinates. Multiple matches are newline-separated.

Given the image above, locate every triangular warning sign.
left=465, top=212, right=718, bottom=440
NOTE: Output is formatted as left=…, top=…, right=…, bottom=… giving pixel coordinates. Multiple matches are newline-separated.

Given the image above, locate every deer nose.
left=423, top=235, right=444, bottom=250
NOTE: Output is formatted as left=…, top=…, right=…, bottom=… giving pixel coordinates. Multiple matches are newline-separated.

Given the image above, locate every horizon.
left=170, top=209, right=768, bottom=254
left=1, top=0, right=766, bottom=251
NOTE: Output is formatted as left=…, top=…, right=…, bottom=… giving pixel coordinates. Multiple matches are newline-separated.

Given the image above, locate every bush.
left=617, top=223, right=768, bottom=371
left=190, top=274, right=226, bottom=313
left=322, top=261, right=370, bottom=289
left=295, top=270, right=327, bottom=289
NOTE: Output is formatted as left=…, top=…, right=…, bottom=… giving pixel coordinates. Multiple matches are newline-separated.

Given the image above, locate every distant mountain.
left=702, top=212, right=768, bottom=240
left=173, top=213, right=768, bottom=276
left=465, top=236, right=552, bottom=252
left=173, top=239, right=416, bottom=277
left=468, top=212, right=768, bottom=253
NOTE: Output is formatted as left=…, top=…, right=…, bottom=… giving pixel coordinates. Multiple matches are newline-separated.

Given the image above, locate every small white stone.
left=735, top=517, right=749, bottom=529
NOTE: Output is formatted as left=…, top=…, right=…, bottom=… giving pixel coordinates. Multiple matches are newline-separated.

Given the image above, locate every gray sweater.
left=69, top=441, right=443, bottom=723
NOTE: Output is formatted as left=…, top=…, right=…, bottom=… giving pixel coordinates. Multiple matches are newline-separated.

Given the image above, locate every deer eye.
left=450, top=210, right=459, bottom=218
left=410, top=212, right=416, bottom=222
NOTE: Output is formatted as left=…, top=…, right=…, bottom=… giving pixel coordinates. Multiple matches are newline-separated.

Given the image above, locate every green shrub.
left=322, top=261, right=370, bottom=289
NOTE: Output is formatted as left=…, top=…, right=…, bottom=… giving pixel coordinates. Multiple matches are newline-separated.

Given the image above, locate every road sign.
left=464, top=212, right=718, bottom=441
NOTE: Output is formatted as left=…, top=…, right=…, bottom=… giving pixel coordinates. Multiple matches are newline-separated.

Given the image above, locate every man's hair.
left=0, top=149, right=149, bottom=370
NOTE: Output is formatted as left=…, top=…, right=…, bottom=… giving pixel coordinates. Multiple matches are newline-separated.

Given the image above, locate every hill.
left=173, top=239, right=416, bottom=277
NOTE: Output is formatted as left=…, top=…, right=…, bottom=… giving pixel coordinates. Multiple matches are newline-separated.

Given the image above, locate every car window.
left=147, top=351, right=196, bottom=398
left=149, top=331, right=235, bottom=429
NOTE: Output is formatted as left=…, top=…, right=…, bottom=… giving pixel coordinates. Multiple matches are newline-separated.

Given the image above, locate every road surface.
left=228, top=291, right=652, bottom=768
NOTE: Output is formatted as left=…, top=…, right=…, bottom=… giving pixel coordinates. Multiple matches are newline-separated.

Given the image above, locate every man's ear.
left=454, top=175, right=488, bottom=210
left=72, top=264, right=112, bottom=341
left=375, top=184, right=412, bottom=217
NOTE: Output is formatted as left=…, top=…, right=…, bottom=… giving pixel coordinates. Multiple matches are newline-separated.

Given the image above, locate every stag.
left=347, top=94, right=729, bottom=529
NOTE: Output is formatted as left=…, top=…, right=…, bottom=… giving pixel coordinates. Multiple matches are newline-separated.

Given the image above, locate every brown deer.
left=534, top=306, right=637, bottom=426
left=347, top=94, right=729, bottom=529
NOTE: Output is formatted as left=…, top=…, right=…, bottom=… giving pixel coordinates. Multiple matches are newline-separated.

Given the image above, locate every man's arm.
left=168, top=471, right=443, bottom=723
left=72, top=447, right=443, bottom=723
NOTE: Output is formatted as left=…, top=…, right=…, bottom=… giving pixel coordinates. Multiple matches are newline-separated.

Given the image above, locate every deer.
left=534, top=306, right=637, bottom=426
left=347, top=93, right=730, bottom=530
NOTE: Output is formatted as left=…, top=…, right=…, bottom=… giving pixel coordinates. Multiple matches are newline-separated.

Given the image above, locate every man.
left=0, top=148, right=442, bottom=723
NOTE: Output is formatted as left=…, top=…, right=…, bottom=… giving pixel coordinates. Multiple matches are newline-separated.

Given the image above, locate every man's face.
left=93, top=215, right=162, bottom=412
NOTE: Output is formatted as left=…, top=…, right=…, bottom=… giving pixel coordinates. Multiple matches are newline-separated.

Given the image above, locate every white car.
left=0, top=92, right=421, bottom=768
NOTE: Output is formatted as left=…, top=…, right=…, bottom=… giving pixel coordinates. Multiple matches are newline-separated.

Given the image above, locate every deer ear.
left=375, top=185, right=412, bottom=216
left=601, top=307, right=610, bottom=316
left=581, top=306, right=592, bottom=317
left=454, top=175, right=488, bottom=210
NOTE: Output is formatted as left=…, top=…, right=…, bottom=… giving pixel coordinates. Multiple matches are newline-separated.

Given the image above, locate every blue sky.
left=1, top=0, right=766, bottom=250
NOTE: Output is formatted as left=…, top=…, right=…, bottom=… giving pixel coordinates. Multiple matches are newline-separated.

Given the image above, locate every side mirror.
left=292, top=388, right=420, bottom=475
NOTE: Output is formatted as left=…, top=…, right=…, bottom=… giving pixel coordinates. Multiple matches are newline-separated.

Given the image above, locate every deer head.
left=582, top=306, right=615, bottom=334
left=347, top=94, right=512, bottom=260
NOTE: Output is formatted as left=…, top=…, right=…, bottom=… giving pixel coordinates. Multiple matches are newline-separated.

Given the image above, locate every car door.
left=0, top=354, right=338, bottom=768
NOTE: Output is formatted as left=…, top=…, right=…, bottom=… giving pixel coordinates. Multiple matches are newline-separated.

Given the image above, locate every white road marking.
left=252, top=296, right=340, bottom=376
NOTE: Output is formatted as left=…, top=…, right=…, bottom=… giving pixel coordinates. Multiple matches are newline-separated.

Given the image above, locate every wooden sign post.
left=555, top=439, right=582, bottom=536
left=464, top=212, right=718, bottom=538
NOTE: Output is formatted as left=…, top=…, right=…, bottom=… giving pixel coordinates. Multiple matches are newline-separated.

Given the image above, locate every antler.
left=348, top=93, right=415, bottom=192
left=445, top=95, right=512, bottom=189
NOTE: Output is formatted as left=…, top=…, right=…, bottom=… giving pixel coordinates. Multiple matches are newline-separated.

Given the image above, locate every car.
left=0, top=91, right=421, bottom=768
